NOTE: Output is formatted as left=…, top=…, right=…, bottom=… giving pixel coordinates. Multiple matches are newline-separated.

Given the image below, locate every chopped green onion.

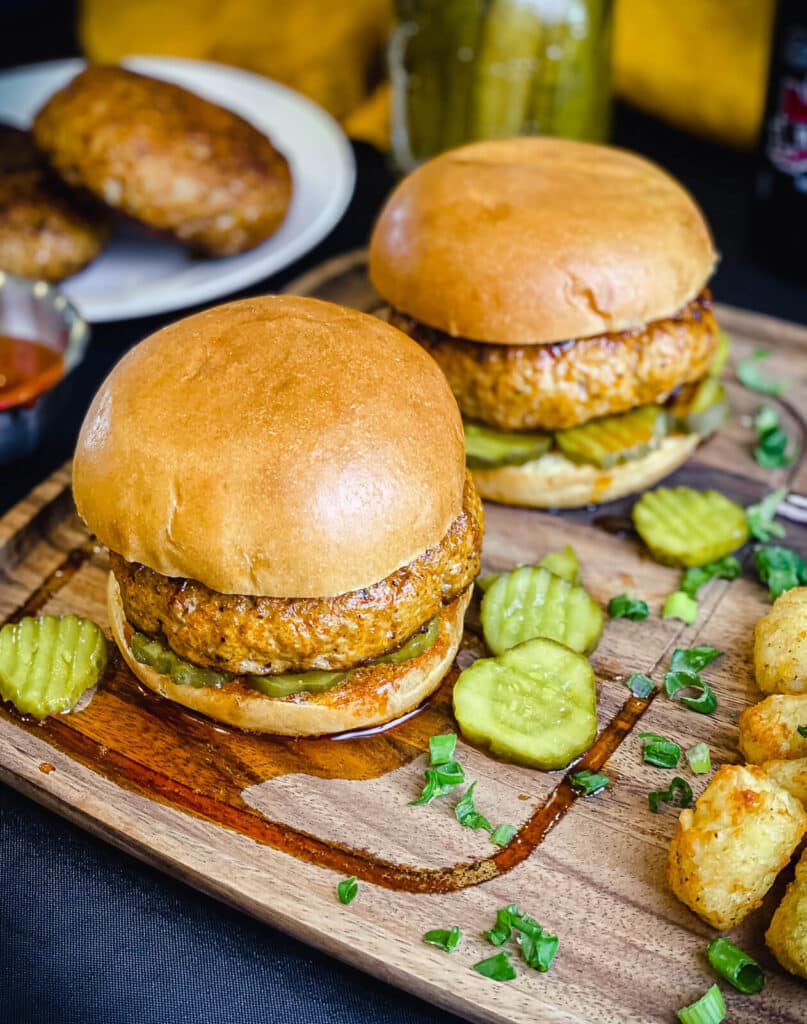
left=608, top=594, right=649, bottom=620
left=737, top=349, right=788, bottom=396
left=670, top=646, right=722, bottom=673
left=569, top=769, right=609, bottom=796
left=665, top=671, right=718, bottom=714
left=707, top=937, right=764, bottom=994
left=482, top=904, right=559, bottom=973
left=472, top=951, right=517, bottom=982
left=798, top=725, right=807, bottom=739
left=484, top=906, right=515, bottom=946
left=423, top=926, right=462, bottom=953
left=648, top=776, right=693, bottom=813
left=429, top=732, right=457, bottom=766
left=454, top=781, right=492, bottom=832
left=517, top=928, right=559, bottom=973
left=685, top=742, right=712, bottom=775
left=409, top=762, right=465, bottom=805
left=677, top=984, right=726, bottom=1024
left=747, top=488, right=787, bottom=542
left=753, top=405, right=795, bottom=469
left=663, top=591, right=698, bottom=624
left=681, top=556, right=741, bottom=598
left=336, top=876, right=358, bottom=905
left=489, top=823, right=517, bottom=847
left=754, top=544, right=807, bottom=599
left=639, top=732, right=682, bottom=769
left=626, top=673, right=656, bottom=699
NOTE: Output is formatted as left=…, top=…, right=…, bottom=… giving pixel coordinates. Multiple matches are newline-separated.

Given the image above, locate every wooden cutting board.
left=2, top=251, right=806, bottom=1024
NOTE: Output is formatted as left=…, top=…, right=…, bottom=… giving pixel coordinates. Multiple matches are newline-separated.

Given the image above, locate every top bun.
left=73, top=296, right=466, bottom=598
left=370, top=137, right=717, bottom=345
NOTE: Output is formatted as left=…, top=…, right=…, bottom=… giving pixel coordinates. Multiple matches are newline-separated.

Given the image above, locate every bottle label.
left=767, top=27, right=807, bottom=191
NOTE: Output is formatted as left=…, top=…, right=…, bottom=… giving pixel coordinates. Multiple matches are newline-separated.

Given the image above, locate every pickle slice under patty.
left=632, top=486, right=750, bottom=568
left=670, top=377, right=730, bottom=438
left=481, top=565, right=602, bottom=656
left=131, top=632, right=232, bottom=689
left=709, top=330, right=731, bottom=377
left=452, top=636, right=597, bottom=770
left=555, top=405, right=668, bottom=469
left=0, top=615, right=107, bottom=718
left=247, top=669, right=346, bottom=698
left=464, top=421, right=551, bottom=469
left=130, top=616, right=441, bottom=698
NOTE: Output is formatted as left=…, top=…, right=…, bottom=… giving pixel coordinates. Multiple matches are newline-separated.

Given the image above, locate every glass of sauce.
left=0, top=273, right=89, bottom=463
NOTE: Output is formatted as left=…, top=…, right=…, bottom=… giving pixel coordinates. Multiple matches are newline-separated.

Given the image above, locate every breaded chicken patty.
left=390, top=291, right=718, bottom=431
left=0, top=124, right=107, bottom=281
left=113, top=473, right=483, bottom=675
left=33, top=66, right=292, bottom=257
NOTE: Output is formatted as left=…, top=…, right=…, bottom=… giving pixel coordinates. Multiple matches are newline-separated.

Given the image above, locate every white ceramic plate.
left=0, top=57, right=356, bottom=322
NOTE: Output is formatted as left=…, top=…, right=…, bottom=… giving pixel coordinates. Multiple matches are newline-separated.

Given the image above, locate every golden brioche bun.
left=369, top=137, right=717, bottom=345
left=74, top=296, right=466, bottom=598
left=109, top=574, right=470, bottom=736
left=471, top=434, right=700, bottom=508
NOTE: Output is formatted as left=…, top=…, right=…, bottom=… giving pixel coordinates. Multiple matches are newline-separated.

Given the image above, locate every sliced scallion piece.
left=663, top=591, right=698, bottom=625
left=648, top=776, right=693, bottom=813
left=626, top=673, right=656, bottom=699
left=664, top=672, right=718, bottom=714
left=639, top=732, right=682, bottom=769
left=472, top=951, right=517, bottom=982
left=336, top=876, right=358, bottom=905
left=799, top=725, right=807, bottom=739
left=569, top=769, right=609, bottom=796
left=454, top=781, right=493, bottom=832
left=423, top=925, right=462, bottom=954
left=429, top=732, right=457, bottom=766
left=685, top=742, right=712, bottom=775
left=608, top=594, right=649, bottom=621
left=707, top=937, right=764, bottom=994
left=677, top=983, right=727, bottom=1024
left=490, top=823, right=517, bottom=847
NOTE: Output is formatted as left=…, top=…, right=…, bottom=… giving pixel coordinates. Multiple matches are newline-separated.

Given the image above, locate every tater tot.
left=767, top=846, right=807, bottom=979
left=738, top=695, right=807, bottom=764
left=667, top=764, right=807, bottom=930
left=755, top=587, right=807, bottom=695
left=763, top=758, right=807, bottom=808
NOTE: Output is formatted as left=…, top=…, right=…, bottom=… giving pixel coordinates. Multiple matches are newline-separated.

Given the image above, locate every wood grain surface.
left=1, top=251, right=806, bottom=1023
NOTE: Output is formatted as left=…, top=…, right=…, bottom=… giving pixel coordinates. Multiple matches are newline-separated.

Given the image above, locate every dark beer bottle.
left=753, top=0, right=807, bottom=280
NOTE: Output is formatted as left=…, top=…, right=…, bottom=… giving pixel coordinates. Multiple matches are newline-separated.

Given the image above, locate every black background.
left=1, top=5, right=806, bottom=1024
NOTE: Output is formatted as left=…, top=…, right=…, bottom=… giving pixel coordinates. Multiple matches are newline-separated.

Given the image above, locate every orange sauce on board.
left=0, top=335, right=64, bottom=411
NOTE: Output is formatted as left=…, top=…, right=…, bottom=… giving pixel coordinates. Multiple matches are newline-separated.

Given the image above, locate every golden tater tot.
left=767, top=846, right=807, bottom=979
left=762, top=758, right=807, bottom=808
left=667, top=764, right=807, bottom=930
left=738, top=695, right=807, bottom=764
left=755, top=587, right=807, bottom=695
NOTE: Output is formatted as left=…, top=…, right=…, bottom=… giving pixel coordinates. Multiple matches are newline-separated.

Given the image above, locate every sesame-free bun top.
left=73, top=296, right=466, bottom=598
left=370, top=137, right=717, bottom=345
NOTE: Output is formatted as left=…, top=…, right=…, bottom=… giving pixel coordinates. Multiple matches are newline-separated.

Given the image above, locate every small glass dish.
left=0, top=273, right=90, bottom=465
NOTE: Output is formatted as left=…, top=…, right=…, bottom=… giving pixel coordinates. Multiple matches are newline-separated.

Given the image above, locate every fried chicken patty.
left=0, top=124, right=108, bottom=281
left=390, top=291, right=718, bottom=431
left=33, top=66, right=292, bottom=257
left=112, top=473, right=483, bottom=675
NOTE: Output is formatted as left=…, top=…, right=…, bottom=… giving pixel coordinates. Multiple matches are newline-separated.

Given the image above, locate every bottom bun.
left=471, top=434, right=700, bottom=509
left=108, top=574, right=470, bottom=736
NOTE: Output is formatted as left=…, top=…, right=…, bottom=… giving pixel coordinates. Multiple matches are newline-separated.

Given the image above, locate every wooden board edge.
left=0, top=723, right=574, bottom=1024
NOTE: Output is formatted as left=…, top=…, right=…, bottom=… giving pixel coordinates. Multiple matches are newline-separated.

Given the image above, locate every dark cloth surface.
left=1, top=37, right=807, bottom=1024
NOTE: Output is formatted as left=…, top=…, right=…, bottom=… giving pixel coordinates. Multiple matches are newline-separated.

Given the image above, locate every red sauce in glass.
left=0, top=335, right=64, bottom=410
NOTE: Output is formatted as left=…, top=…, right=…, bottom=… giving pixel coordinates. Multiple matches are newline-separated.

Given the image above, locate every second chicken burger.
left=370, top=137, right=724, bottom=508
